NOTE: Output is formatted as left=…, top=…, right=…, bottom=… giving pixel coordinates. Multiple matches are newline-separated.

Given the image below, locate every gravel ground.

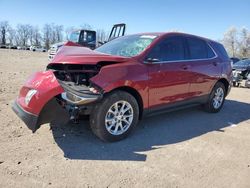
left=0, top=49, right=250, bottom=188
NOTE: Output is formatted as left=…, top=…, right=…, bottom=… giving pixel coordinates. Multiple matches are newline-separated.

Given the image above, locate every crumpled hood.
left=51, top=42, right=130, bottom=65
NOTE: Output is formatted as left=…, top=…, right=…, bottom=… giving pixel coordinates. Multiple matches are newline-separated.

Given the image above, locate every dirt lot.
left=0, top=49, right=250, bottom=188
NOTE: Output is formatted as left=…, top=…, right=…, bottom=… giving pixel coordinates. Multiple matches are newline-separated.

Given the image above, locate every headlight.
left=25, top=89, right=37, bottom=105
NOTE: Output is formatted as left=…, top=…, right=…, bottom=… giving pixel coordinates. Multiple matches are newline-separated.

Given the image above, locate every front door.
left=146, top=36, right=191, bottom=108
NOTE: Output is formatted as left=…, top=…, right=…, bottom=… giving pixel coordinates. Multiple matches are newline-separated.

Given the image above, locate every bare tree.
left=238, top=27, right=250, bottom=58
left=28, top=25, right=35, bottom=46
left=0, top=21, right=10, bottom=45
left=42, top=23, right=64, bottom=49
left=222, top=27, right=238, bottom=57
left=8, top=27, right=16, bottom=45
left=55, top=25, right=64, bottom=42
left=80, top=23, right=92, bottom=30
left=43, top=23, right=52, bottom=49
left=16, top=24, right=31, bottom=47
left=33, top=26, right=41, bottom=46
left=65, top=26, right=77, bottom=40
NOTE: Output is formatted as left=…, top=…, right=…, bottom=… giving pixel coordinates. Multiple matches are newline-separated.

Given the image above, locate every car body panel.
left=16, top=71, right=64, bottom=115
left=90, top=61, right=149, bottom=108
left=187, top=58, right=222, bottom=97
left=51, top=44, right=129, bottom=65
left=147, top=61, right=190, bottom=108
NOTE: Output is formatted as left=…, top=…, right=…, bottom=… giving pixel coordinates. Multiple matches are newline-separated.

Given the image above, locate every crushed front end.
left=48, top=63, right=104, bottom=121
left=12, top=63, right=104, bottom=132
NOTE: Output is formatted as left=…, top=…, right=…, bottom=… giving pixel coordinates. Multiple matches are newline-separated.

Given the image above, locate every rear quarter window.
left=211, top=42, right=229, bottom=61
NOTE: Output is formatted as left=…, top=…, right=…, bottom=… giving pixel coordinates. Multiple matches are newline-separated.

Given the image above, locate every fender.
left=90, top=62, right=149, bottom=108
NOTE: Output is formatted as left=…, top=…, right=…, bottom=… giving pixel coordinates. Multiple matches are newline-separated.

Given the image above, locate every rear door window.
left=187, top=37, right=216, bottom=60
left=187, top=37, right=207, bottom=59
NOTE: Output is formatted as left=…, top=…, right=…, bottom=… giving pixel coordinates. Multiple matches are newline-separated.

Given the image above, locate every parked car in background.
left=12, top=32, right=232, bottom=142
left=10, top=46, right=17, bottom=49
left=48, top=42, right=65, bottom=60
left=30, top=46, right=46, bottom=52
left=245, top=74, right=250, bottom=88
left=232, top=59, right=250, bottom=79
left=230, top=57, right=240, bottom=64
left=0, top=44, right=7, bottom=48
left=17, top=46, right=28, bottom=50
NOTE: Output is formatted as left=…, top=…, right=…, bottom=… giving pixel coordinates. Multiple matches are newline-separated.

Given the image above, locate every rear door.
left=185, top=37, right=221, bottom=98
left=147, top=36, right=192, bottom=108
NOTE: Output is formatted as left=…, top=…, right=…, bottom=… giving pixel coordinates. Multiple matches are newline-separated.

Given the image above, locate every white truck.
left=48, top=24, right=126, bottom=60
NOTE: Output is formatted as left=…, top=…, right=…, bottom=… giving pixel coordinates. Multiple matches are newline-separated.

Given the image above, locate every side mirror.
left=144, top=58, right=160, bottom=64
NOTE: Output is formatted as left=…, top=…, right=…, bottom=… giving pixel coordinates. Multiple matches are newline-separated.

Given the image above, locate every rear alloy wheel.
left=212, top=87, right=224, bottom=109
left=204, top=82, right=226, bottom=113
left=90, top=91, right=139, bottom=142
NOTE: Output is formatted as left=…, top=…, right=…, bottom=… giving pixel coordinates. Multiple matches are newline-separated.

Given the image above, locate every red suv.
left=12, top=32, right=232, bottom=142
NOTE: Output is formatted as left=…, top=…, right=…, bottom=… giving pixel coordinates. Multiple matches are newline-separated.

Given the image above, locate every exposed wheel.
left=204, top=82, right=226, bottom=113
left=90, top=91, right=139, bottom=142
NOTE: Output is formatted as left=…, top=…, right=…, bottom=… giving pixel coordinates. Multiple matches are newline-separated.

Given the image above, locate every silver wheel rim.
left=212, top=87, right=224, bottom=109
left=105, top=100, right=134, bottom=136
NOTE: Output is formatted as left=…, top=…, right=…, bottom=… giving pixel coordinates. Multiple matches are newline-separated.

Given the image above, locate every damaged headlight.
left=89, top=87, right=100, bottom=94
left=25, top=89, right=37, bottom=105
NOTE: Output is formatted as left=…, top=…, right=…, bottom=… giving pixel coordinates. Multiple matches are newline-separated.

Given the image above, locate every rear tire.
left=90, top=91, right=139, bottom=142
left=204, top=82, right=226, bottom=113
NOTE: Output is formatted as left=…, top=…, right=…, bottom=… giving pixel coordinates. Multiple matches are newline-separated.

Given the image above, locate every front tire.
left=204, top=82, right=226, bottom=113
left=90, top=91, right=139, bottom=142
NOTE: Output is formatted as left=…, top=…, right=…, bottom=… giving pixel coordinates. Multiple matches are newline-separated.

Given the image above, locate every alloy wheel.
left=212, top=87, right=224, bottom=109
left=105, top=100, right=134, bottom=135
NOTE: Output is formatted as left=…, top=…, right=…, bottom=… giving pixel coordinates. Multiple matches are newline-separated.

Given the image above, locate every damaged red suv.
left=12, top=33, right=232, bottom=142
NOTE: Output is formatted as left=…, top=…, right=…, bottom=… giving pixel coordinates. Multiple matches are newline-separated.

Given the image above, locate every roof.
left=127, top=32, right=218, bottom=43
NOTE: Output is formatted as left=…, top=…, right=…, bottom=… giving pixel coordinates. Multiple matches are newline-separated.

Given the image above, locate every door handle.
left=181, top=65, right=190, bottom=70
left=213, top=62, right=218, bottom=66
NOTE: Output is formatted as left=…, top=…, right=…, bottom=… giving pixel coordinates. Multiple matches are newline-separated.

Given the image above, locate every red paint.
left=15, top=32, right=232, bottom=115
left=51, top=45, right=129, bottom=65
left=16, top=71, right=64, bottom=115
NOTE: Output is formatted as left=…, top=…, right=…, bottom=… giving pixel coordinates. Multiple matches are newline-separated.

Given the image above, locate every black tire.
left=90, top=91, right=139, bottom=142
left=203, top=82, right=226, bottom=113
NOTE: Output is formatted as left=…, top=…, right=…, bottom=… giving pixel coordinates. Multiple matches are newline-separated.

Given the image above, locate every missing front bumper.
left=12, top=101, right=38, bottom=132
left=12, top=98, right=69, bottom=133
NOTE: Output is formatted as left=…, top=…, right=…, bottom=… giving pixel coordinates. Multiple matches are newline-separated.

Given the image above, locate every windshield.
left=68, top=31, right=80, bottom=43
left=95, top=34, right=157, bottom=57
left=234, top=60, right=250, bottom=66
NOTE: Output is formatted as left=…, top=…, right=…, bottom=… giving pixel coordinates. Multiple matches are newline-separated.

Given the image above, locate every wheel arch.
left=110, top=86, right=144, bottom=120
left=217, top=78, right=230, bottom=95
